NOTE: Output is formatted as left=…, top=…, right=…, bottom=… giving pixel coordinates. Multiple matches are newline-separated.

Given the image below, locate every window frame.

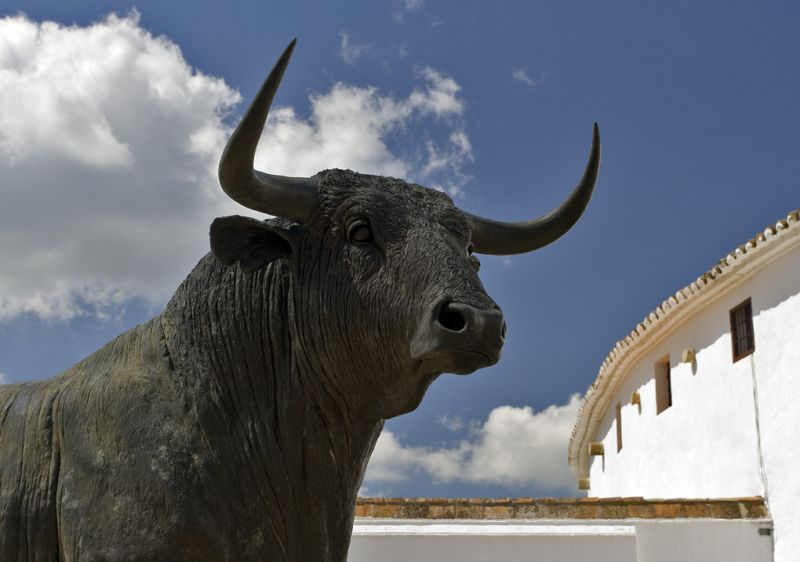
left=655, top=356, right=672, bottom=415
left=729, top=298, right=755, bottom=363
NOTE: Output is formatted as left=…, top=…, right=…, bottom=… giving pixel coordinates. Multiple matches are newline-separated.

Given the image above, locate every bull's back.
left=0, top=381, right=61, bottom=562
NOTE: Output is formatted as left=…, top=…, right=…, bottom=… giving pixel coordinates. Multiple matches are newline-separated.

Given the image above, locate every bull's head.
left=210, top=40, right=600, bottom=419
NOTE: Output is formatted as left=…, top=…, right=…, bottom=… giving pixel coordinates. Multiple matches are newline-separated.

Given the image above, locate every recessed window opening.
left=615, top=403, right=623, bottom=452
left=730, top=298, right=755, bottom=362
left=655, top=356, right=672, bottom=415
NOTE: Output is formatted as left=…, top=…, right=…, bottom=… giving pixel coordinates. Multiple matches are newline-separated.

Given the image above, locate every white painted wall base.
left=349, top=519, right=772, bottom=562
left=634, top=520, right=773, bottom=562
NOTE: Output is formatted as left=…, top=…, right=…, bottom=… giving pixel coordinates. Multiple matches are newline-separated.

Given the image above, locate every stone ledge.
left=354, top=497, right=768, bottom=520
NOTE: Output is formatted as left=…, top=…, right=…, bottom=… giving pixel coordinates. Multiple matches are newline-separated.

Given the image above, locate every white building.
left=569, top=209, right=800, bottom=561
left=352, top=209, right=799, bottom=562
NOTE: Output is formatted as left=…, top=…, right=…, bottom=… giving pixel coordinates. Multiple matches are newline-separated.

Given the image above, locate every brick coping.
left=355, top=496, right=768, bottom=520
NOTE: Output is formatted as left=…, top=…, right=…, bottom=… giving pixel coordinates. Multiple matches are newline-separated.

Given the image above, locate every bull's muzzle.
left=411, top=300, right=506, bottom=375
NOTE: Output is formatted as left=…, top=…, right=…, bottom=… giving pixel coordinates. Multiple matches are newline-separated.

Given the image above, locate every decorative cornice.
left=568, top=209, right=800, bottom=482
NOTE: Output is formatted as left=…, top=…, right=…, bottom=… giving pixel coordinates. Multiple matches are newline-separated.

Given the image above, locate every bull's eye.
left=347, top=220, right=373, bottom=243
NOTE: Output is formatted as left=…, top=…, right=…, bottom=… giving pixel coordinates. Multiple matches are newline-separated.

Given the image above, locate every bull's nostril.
left=501, top=321, right=507, bottom=339
left=438, top=302, right=467, bottom=332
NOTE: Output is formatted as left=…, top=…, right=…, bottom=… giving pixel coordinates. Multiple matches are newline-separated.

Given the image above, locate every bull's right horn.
left=466, top=123, right=600, bottom=255
left=218, top=39, right=319, bottom=222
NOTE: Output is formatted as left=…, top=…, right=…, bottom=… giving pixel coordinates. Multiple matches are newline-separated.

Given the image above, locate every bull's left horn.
left=218, top=39, right=319, bottom=222
left=467, top=123, right=600, bottom=255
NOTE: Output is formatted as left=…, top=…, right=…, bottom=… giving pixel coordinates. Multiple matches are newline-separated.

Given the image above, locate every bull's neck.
left=161, top=254, right=382, bottom=561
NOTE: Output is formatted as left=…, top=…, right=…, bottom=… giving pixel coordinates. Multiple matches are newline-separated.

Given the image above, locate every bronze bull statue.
left=0, top=40, right=599, bottom=561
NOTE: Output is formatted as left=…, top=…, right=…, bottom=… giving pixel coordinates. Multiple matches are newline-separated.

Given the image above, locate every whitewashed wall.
left=349, top=520, right=636, bottom=562
left=348, top=519, right=771, bottom=562
left=588, top=242, right=800, bottom=562
left=634, top=520, right=773, bottom=562
left=587, top=280, right=765, bottom=498
left=744, top=247, right=800, bottom=562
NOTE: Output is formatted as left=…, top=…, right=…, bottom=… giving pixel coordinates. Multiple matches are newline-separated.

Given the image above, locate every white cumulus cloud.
left=364, top=394, right=581, bottom=492
left=0, top=12, right=472, bottom=322
left=0, top=373, right=6, bottom=384
left=255, top=70, right=468, bottom=181
left=0, top=12, right=240, bottom=320
left=252, top=64, right=471, bottom=193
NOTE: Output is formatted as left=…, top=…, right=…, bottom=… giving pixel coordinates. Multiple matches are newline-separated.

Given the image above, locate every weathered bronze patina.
left=0, top=40, right=599, bottom=561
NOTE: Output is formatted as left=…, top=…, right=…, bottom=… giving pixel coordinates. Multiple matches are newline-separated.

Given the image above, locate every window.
left=730, top=298, right=755, bottom=362
left=615, top=403, right=623, bottom=452
left=655, top=356, right=672, bottom=415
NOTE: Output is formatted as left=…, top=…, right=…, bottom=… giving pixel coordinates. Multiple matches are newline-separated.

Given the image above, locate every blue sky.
left=0, top=1, right=797, bottom=497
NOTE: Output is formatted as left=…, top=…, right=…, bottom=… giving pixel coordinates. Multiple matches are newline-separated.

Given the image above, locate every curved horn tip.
left=217, top=37, right=319, bottom=222
left=581, top=122, right=601, bottom=182
left=467, top=121, right=601, bottom=256
left=272, top=39, right=297, bottom=73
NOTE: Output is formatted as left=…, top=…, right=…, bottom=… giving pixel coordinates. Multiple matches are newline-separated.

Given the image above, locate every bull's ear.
left=210, top=216, right=298, bottom=272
